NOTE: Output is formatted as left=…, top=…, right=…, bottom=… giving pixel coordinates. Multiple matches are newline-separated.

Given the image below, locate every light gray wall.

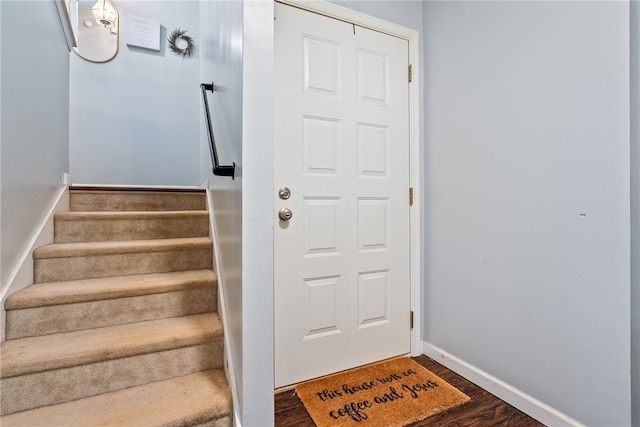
left=422, top=2, right=631, bottom=426
left=631, top=1, right=639, bottom=425
left=0, top=1, right=70, bottom=286
left=331, top=0, right=423, bottom=32
left=69, top=1, right=200, bottom=186
left=198, top=0, right=244, bottom=419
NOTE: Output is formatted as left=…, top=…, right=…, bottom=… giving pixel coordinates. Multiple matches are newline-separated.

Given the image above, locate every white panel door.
left=274, top=2, right=410, bottom=388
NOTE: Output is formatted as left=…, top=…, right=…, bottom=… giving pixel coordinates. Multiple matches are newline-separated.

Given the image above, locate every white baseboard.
left=219, top=276, right=242, bottom=427
left=205, top=187, right=241, bottom=427
left=0, top=185, right=69, bottom=342
left=422, top=341, right=586, bottom=427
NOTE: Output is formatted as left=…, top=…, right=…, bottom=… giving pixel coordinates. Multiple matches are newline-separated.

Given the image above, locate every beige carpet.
left=296, top=357, right=470, bottom=427
left=1, top=188, right=231, bottom=425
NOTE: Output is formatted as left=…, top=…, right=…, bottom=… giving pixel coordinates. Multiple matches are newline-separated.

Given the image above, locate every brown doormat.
left=296, top=357, right=470, bottom=427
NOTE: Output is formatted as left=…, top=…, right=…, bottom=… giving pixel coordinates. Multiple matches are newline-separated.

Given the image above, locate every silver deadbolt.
left=279, top=208, right=293, bottom=222
left=278, top=187, right=291, bottom=200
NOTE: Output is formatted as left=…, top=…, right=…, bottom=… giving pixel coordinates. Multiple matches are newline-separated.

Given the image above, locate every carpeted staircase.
left=0, top=188, right=232, bottom=426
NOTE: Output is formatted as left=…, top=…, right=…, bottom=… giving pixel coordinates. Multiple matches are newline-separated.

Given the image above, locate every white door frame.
left=276, top=0, right=423, bottom=359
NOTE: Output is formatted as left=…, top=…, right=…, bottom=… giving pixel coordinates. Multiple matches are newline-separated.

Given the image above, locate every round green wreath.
left=168, top=28, right=195, bottom=58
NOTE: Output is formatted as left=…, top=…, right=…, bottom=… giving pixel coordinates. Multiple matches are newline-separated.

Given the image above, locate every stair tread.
left=1, top=313, right=222, bottom=378
left=33, top=237, right=212, bottom=259
left=5, top=270, right=217, bottom=310
left=0, top=369, right=231, bottom=427
left=55, top=210, right=208, bottom=220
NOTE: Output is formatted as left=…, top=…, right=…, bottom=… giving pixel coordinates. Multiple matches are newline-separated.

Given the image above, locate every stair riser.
left=70, top=191, right=206, bottom=211
left=6, top=288, right=216, bottom=339
left=1, top=341, right=223, bottom=415
left=55, top=217, right=209, bottom=243
left=34, top=249, right=213, bottom=283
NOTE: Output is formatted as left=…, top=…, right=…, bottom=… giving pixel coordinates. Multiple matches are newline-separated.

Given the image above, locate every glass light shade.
left=92, top=0, right=117, bottom=27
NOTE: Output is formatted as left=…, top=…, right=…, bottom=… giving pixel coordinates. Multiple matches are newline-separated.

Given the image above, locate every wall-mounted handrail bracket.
left=201, top=82, right=236, bottom=179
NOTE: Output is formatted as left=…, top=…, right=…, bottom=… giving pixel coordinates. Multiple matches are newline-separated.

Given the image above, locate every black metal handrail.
left=200, top=82, right=235, bottom=179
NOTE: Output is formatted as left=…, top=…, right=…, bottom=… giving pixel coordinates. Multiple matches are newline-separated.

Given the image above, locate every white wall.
left=200, top=1, right=276, bottom=425
left=422, top=2, right=631, bottom=426
left=198, top=0, right=244, bottom=421
left=69, top=1, right=200, bottom=186
left=236, top=2, right=425, bottom=424
left=1, top=0, right=3, bottom=289
left=631, top=1, right=639, bottom=425
left=0, top=1, right=70, bottom=288
left=241, top=1, right=274, bottom=424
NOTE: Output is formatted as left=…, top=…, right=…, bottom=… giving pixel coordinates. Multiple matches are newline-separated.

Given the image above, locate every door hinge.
left=410, top=311, right=414, bottom=329
left=409, top=187, right=414, bottom=206
left=408, top=64, right=413, bottom=83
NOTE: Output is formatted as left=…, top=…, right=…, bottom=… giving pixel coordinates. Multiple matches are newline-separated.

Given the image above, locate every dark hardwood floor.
left=275, top=355, right=545, bottom=427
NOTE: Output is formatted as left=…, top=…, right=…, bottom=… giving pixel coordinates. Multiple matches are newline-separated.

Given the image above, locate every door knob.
left=279, top=208, right=293, bottom=221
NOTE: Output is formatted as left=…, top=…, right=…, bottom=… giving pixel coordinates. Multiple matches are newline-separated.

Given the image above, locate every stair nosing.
left=69, top=187, right=206, bottom=193
left=0, top=313, right=222, bottom=378
left=5, top=270, right=217, bottom=310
